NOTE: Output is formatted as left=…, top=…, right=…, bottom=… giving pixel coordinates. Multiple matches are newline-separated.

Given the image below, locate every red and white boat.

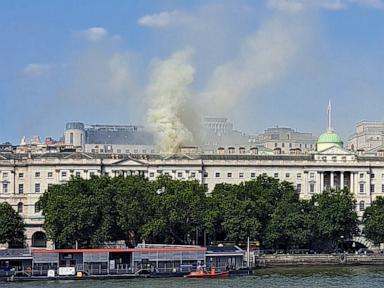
left=185, top=267, right=230, bottom=278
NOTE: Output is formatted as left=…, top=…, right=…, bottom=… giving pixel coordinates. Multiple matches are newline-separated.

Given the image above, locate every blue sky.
left=1, top=0, right=384, bottom=144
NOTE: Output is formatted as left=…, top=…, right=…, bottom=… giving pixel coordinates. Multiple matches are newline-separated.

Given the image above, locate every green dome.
left=317, top=131, right=343, bottom=151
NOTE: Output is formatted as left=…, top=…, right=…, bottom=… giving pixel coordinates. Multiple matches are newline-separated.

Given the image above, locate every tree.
left=115, top=176, right=155, bottom=246
left=309, top=188, right=358, bottom=249
left=38, top=176, right=124, bottom=248
left=141, top=176, right=207, bottom=245
left=363, top=196, right=384, bottom=244
left=208, top=176, right=292, bottom=244
left=265, top=191, right=312, bottom=251
left=0, top=202, right=25, bottom=247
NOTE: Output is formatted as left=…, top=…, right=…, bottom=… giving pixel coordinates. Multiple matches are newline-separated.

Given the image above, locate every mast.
left=327, top=99, right=332, bottom=132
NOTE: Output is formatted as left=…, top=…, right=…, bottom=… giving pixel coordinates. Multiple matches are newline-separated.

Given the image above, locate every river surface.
left=3, top=266, right=384, bottom=287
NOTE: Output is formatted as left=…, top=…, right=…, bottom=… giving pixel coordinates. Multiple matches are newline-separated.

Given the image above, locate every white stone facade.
left=1, top=145, right=383, bottom=247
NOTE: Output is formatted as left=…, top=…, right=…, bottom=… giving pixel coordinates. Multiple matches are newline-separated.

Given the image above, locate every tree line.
left=3, top=175, right=384, bottom=250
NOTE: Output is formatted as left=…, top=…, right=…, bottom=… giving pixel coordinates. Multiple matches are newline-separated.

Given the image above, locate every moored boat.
left=185, top=267, right=230, bottom=278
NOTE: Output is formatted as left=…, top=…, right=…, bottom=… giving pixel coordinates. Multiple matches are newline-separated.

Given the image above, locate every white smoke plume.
left=146, top=49, right=195, bottom=153
left=203, top=16, right=306, bottom=114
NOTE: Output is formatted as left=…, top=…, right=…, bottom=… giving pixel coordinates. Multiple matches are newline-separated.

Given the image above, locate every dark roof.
left=206, top=246, right=243, bottom=253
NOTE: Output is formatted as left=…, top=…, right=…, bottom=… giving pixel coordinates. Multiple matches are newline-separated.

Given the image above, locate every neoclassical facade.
left=1, top=129, right=383, bottom=248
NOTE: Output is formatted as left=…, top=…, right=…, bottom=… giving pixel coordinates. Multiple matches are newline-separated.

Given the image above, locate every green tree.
left=209, top=176, right=292, bottom=244
left=141, top=176, right=207, bottom=244
left=115, top=176, right=155, bottom=246
left=363, top=196, right=384, bottom=244
left=0, top=202, right=25, bottom=247
left=265, top=190, right=312, bottom=250
left=309, top=188, right=358, bottom=249
left=39, top=176, right=123, bottom=248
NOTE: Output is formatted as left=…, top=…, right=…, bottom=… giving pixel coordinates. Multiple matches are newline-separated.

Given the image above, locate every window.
left=134, top=149, right=138, bottom=154
left=251, top=173, right=256, bottom=178
left=310, top=183, right=315, bottom=193
left=61, top=171, right=67, bottom=177
left=371, top=184, right=375, bottom=193
left=35, top=183, right=40, bottom=193
left=90, top=172, right=95, bottom=177
left=227, top=172, right=232, bottom=178
left=19, top=173, right=24, bottom=179
left=2, top=172, right=8, bottom=179
left=149, top=172, right=155, bottom=177
left=70, top=132, right=74, bottom=144
left=215, top=172, right=220, bottom=178
left=262, top=173, right=267, bottom=176
left=239, top=172, right=244, bottom=178
left=274, top=143, right=278, bottom=147
left=76, top=172, right=81, bottom=177
left=297, top=173, right=302, bottom=179
left=164, top=172, right=170, bottom=176
left=371, top=174, right=375, bottom=179
left=286, top=173, right=290, bottom=178
left=35, top=172, right=40, bottom=178
left=360, top=173, right=364, bottom=179
left=17, top=202, right=23, bottom=213
left=274, top=173, right=279, bottom=178
left=178, top=172, right=183, bottom=178
left=126, top=149, right=130, bottom=153
left=47, top=172, right=53, bottom=178
left=360, top=183, right=365, bottom=193
left=310, top=173, right=315, bottom=179
left=204, top=172, right=208, bottom=178
left=2, top=183, right=8, bottom=193
left=359, top=201, right=365, bottom=211
left=117, top=149, right=121, bottom=153
left=143, top=150, right=147, bottom=154
left=190, top=172, right=196, bottom=178
left=48, top=183, right=53, bottom=189
left=204, top=183, right=208, bottom=190
left=382, top=184, right=384, bottom=193
left=296, top=184, right=302, bottom=193
left=18, top=184, right=24, bottom=194
left=35, top=203, right=41, bottom=213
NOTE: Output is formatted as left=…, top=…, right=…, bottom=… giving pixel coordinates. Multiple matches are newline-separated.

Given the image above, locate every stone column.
left=340, top=172, right=344, bottom=189
left=320, top=172, right=324, bottom=193
left=350, top=172, right=354, bottom=193
left=330, top=171, right=335, bottom=188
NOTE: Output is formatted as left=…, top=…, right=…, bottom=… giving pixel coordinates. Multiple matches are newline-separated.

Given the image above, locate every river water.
left=3, top=266, right=384, bottom=287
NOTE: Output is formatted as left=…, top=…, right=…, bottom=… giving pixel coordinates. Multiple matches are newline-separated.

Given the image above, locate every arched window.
left=32, top=232, right=47, bottom=248
left=17, top=202, right=23, bottom=213
left=359, top=201, right=365, bottom=211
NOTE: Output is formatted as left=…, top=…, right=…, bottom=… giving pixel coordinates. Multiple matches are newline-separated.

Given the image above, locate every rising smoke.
left=203, top=16, right=305, bottom=114
left=147, top=49, right=195, bottom=153
left=146, top=13, right=310, bottom=153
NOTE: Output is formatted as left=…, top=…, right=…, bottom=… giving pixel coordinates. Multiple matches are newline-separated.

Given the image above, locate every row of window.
left=211, top=172, right=303, bottom=179
left=90, top=148, right=156, bottom=154
left=16, top=202, right=41, bottom=214
left=16, top=171, right=91, bottom=179
left=1, top=183, right=52, bottom=194
left=274, top=143, right=313, bottom=149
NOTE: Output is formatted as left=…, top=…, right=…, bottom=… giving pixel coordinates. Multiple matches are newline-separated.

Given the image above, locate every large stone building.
left=250, top=126, right=317, bottom=154
left=64, top=122, right=157, bottom=154
left=0, top=122, right=383, bottom=249
left=348, top=121, right=384, bottom=154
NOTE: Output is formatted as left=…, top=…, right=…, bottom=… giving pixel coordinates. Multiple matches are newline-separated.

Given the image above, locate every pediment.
left=112, top=157, right=146, bottom=166
left=63, top=152, right=94, bottom=159
left=317, top=145, right=355, bottom=155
